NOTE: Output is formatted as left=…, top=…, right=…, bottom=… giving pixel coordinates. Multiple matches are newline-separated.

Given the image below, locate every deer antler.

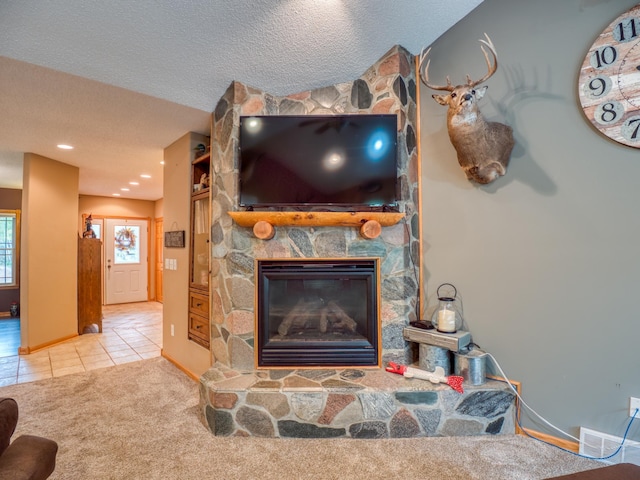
left=419, top=46, right=454, bottom=92
left=467, top=33, right=498, bottom=87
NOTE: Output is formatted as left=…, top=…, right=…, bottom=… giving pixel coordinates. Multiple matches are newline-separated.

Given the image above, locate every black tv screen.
left=238, top=114, right=398, bottom=209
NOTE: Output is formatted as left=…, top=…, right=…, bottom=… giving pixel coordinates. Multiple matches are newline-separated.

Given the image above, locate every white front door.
left=105, top=218, right=149, bottom=305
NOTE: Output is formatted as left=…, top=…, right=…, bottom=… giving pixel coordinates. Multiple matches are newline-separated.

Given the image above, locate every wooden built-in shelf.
left=193, top=151, right=210, bottom=164
left=228, top=211, right=405, bottom=240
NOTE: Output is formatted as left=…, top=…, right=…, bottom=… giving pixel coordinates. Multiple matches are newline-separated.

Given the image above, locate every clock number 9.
left=594, top=101, right=623, bottom=125
left=590, top=46, right=618, bottom=69
left=584, top=76, right=611, bottom=99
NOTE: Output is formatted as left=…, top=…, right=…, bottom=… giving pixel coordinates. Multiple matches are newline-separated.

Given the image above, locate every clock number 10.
left=591, top=46, right=617, bottom=69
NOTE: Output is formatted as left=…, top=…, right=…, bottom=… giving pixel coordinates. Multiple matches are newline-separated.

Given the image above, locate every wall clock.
left=578, top=4, right=640, bottom=148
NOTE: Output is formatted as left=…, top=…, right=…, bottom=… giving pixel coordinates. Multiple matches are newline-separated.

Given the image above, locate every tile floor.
left=0, top=301, right=162, bottom=387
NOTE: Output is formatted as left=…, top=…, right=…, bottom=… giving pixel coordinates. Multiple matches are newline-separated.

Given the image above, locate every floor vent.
left=579, top=427, right=640, bottom=465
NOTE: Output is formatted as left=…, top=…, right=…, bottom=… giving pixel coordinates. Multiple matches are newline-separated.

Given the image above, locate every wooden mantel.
left=228, top=211, right=405, bottom=240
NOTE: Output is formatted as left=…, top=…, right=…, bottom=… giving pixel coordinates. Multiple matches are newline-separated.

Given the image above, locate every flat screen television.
left=238, top=114, right=398, bottom=209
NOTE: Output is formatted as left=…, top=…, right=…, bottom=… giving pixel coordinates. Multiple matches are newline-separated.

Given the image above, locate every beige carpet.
left=0, top=357, right=602, bottom=480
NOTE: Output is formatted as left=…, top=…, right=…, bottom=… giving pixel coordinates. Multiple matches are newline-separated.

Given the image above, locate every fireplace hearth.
left=256, top=258, right=380, bottom=368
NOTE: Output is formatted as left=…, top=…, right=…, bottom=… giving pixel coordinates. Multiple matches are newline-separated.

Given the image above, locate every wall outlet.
left=630, top=397, right=640, bottom=417
left=171, top=324, right=175, bottom=337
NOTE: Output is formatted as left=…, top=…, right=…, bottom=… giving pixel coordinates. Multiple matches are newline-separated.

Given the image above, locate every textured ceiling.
left=0, top=0, right=483, bottom=200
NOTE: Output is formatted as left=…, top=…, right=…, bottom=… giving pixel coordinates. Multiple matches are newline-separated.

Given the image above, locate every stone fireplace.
left=206, top=44, right=420, bottom=370
left=199, top=45, right=516, bottom=438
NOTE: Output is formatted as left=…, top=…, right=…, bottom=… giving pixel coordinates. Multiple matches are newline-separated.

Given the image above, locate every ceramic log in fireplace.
left=256, top=258, right=381, bottom=368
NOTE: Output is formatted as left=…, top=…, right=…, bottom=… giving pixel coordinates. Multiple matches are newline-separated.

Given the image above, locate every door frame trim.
left=88, top=215, right=152, bottom=303
left=155, top=217, right=163, bottom=303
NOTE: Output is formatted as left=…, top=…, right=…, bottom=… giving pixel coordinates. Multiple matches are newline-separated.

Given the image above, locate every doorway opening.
left=104, top=218, right=149, bottom=305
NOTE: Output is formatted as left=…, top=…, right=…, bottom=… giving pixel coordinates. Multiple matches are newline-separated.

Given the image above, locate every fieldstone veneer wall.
left=201, top=366, right=515, bottom=438
left=207, top=45, right=420, bottom=369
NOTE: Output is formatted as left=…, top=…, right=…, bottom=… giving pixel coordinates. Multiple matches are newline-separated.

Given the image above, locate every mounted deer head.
left=420, top=34, right=514, bottom=185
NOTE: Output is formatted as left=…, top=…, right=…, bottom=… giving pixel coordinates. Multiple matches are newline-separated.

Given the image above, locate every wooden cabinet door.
left=78, top=238, right=102, bottom=333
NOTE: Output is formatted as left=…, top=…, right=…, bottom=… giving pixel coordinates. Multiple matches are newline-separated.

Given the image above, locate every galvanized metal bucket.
left=454, top=348, right=487, bottom=385
left=419, top=343, right=451, bottom=376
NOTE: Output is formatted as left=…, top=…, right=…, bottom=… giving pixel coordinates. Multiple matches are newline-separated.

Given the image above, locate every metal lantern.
left=430, top=283, right=463, bottom=333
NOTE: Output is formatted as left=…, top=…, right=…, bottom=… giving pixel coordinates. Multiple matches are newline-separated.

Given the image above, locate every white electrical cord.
left=486, top=352, right=581, bottom=442
left=486, top=351, right=638, bottom=460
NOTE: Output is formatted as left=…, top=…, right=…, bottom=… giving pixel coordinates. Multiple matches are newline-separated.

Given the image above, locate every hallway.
left=0, top=301, right=162, bottom=387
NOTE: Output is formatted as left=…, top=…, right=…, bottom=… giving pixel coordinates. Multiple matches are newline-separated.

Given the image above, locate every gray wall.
left=420, top=0, right=640, bottom=439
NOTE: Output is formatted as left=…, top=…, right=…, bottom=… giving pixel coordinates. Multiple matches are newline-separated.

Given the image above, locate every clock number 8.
left=602, top=104, right=617, bottom=123
left=594, top=101, right=623, bottom=126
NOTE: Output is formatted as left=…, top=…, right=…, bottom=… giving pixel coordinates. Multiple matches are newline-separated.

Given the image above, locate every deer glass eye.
left=451, top=92, right=457, bottom=98
left=471, top=89, right=476, bottom=95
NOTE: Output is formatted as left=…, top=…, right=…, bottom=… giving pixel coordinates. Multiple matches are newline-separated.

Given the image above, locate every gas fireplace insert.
left=255, top=258, right=381, bottom=368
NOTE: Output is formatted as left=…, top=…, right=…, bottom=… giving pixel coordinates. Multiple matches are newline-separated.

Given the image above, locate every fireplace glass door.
left=256, top=259, right=380, bottom=368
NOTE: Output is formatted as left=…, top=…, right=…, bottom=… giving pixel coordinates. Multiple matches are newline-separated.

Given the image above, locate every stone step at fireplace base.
left=199, top=365, right=516, bottom=438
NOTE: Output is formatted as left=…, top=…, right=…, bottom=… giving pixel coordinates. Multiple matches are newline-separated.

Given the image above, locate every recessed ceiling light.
left=140, top=174, right=151, bottom=179
left=57, top=144, right=74, bottom=150
left=160, top=161, right=165, bottom=165
left=112, top=193, right=121, bottom=197
left=129, top=181, right=139, bottom=186
left=120, top=188, right=130, bottom=191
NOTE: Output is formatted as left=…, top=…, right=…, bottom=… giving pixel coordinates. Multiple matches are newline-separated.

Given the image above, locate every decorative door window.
left=114, top=225, right=140, bottom=264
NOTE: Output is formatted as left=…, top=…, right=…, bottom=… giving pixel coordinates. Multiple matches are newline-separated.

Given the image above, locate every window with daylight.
left=0, top=210, right=20, bottom=288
